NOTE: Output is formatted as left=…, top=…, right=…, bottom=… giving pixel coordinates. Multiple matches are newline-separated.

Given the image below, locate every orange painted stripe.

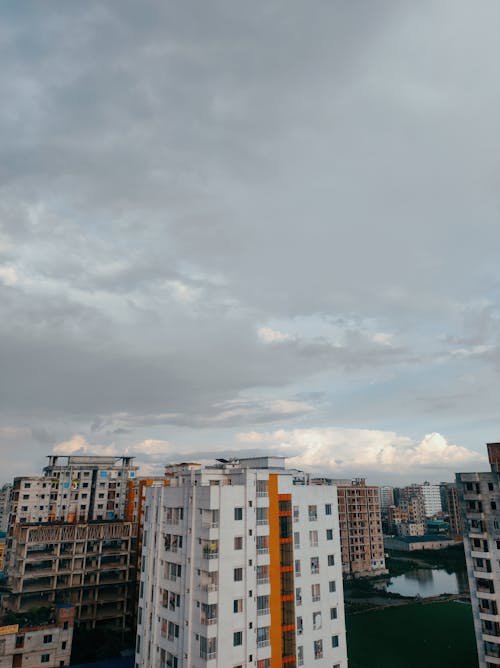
left=283, top=656, right=297, bottom=664
left=268, top=473, right=282, bottom=668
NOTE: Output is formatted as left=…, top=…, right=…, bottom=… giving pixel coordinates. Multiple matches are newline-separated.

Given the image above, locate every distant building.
left=328, top=478, right=387, bottom=577
left=443, top=483, right=462, bottom=541
left=419, top=482, right=443, bottom=517
left=0, top=603, right=74, bottom=668
left=136, top=457, right=348, bottom=668
left=0, top=485, right=12, bottom=534
left=456, top=442, right=500, bottom=668
left=383, top=535, right=456, bottom=552
left=379, top=486, right=394, bottom=509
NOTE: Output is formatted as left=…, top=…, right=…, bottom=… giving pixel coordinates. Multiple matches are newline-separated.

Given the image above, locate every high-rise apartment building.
left=379, top=486, right=394, bottom=509
left=457, top=442, right=500, bottom=668
left=443, top=483, right=462, bottom=540
left=4, top=456, right=139, bottom=631
left=136, top=457, right=347, bottom=668
left=328, top=479, right=386, bottom=578
left=0, top=484, right=12, bottom=533
left=419, top=482, right=443, bottom=518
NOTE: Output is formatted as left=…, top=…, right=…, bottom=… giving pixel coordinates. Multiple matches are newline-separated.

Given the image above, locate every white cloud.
left=0, top=265, right=18, bottom=286
left=53, top=434, right=118, bottom=456
left=168, top=280, right=199, bottom=303
left=132, top=439, right=172, bottom=456
left=236, top=427, right=487, bottom=482
left=257, top=326, right=292, bottom=344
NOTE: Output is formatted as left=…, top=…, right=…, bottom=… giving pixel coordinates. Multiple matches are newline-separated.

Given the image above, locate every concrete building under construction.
left=4, top=456, right=139, bottom=632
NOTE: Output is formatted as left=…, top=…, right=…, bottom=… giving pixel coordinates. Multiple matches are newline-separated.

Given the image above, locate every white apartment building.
left=136, top=457, right=347, bottom=668
left=9, top=456, right=138, bottom=526
left=419, top=482, right=443, bottom=518
left=379, top=486, right=394, bottom=509
left=457, top=443, right=500, bottom=668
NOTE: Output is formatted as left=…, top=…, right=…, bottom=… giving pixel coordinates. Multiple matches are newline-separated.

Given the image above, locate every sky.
left=1, top=1, right=499, bottom=484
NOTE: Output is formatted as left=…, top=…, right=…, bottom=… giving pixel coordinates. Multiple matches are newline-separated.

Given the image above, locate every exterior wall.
left=379, top=486, right=394, bottom=509
left=5, top=522, right=135, bottom=630
left=135, top=459, right=347, bottom=668
left=0, top=485, right=12, bottom=534
left=445, top=483, right=463, bottom=540
left=420, top=483, right=443, bottom=518
left=9, top=456, right=138, bottom=527
left=0, top=604, right=74, bottom=668
left=383, top=537, right=455, bottom=552
left=333, top=480, right=386, bottom=577
left=457, top=463, right=500, bottom=668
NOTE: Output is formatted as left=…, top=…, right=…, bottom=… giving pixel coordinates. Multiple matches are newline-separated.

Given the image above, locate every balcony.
left=257, top=577, right=270, bottom=585
left=257, top=548, right=269, bottom=555
left=201, top=617, right=217, bottom=625
left=200, top=651, right=217, bottom=661
left=257, top=608, right=270, bottom=616
left=257, top=640, right=270, bottom=648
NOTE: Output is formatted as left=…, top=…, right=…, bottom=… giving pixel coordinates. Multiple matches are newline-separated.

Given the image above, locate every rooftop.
left=388, top=535, right=453, bottom=544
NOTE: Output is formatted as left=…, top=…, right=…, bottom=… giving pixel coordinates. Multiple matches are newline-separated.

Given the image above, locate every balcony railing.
left=257, top=577, right=270, bottom=585
left=201, top=617, right=217, bottom=625
left=257, top=608, right=270, bottom=616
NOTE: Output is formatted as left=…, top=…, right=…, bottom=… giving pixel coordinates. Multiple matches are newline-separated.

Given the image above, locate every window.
left=15, top=636, right=24, bottom=648
left=61, top=641, right=67, bottom=650
left=308, top=505, right=317, bottom=521
left=331, top=635, right=339, bottom=648
left=43, top=635, right=52, bottom=644
left=311, top=583, right=320, bottom=602
left=257, top=626, right=270, bottom=647
left=325, top=503, right=332, bottom=515
left=296, top=587, right=302, bottom=606
left=41, top=656, right=50, bottom=664
left=256, top=507, right=268, bottom=525
left=63, top=621, right=69, bottom=630
left=313, top=639, right=323, bottom=659
left=297, top=646, right=304, bottom=666
left=330, top=606, right=338, bottom=620
left=295, top=559, right=301, bottom=577
left=492, top=502, right=497, bottom=510
left=234, top=599, right=243, bottom=613
left=313, top=611, right=322, bottom=630
left=234, top=536, right=243, bottom=550
left=329, top=580, right=336, bottom=593
left=234, top=507, right=243, bottom=521
left=296, top=616, right=303, bottom=634
left=309, top=530, right=318, bottom=547
left=256, top=595, right=269, bottom=615
left=328, top=554, right=335, bottom=566
left=326, top=529, right=333, bottom=540
left=310, top=556, right=319, bottom=574
left=293, top=506, right=299, bottom=522
left=233, top=631, right=243, bottom=646
left=234, top=568, right=243, bottom=582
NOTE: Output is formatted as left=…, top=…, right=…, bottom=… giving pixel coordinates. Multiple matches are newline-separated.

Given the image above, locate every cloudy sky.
left=1, top=1, right=499, bottom=484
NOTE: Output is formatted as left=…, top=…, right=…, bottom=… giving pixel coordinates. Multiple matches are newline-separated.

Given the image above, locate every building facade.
left=379, top=486, right=394, bottom=510
left=136, top=457, right=347, bottom=668
left=443, top=483, right=462, bottom=541
left=0, top=485, right=12, bottom=534
left=457, top=443, right=500, bottom=668
left=4, top=456, right=139, bottom=631
left=419, top=482, right=443, bottom=518
left=0, top=603, right=74, bottom=668
left=329, top=479, right=386, bottom=578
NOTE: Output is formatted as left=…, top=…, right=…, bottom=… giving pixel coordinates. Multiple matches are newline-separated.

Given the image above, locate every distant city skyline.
left=1, top=2, right=499, bottom=482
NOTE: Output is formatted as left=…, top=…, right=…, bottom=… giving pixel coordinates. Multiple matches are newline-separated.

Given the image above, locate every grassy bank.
left=346, top=601, right=477, bottom=668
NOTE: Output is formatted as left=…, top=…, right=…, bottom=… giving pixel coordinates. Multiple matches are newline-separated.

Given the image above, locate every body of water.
left=385, top=568, right=469, bottom=598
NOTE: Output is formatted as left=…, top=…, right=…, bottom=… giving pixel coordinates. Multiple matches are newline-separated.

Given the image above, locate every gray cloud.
left=1, top=1, right=500, bottom=480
